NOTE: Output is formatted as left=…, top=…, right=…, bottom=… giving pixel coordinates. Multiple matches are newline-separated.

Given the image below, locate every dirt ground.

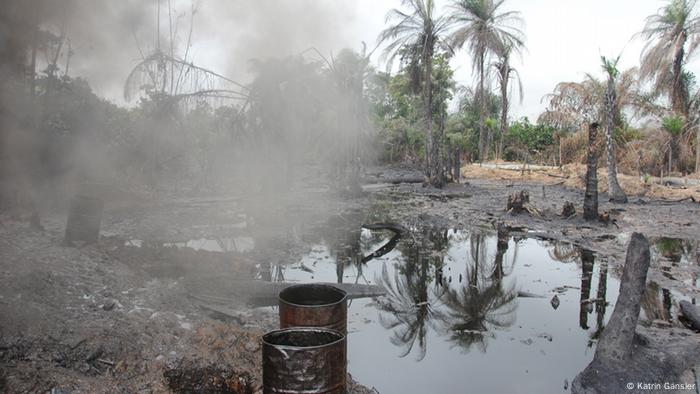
left=1, top=163, right=699, bottom=393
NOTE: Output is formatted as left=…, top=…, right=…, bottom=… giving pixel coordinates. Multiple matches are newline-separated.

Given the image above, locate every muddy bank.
left=0, top=217, right=374, bottom=393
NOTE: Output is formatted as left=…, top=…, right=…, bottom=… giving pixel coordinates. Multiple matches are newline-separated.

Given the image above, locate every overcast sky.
left=65, top=0, right=700, bottom=121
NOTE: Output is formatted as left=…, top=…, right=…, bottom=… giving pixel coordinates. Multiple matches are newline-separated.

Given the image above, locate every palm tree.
left=449, top=0, right=524, bottom=162
left=540, top=68, right=642, bottom=166
left=637, top=0, right=700, bottom=172
left=638, top=0, right=700, bottom=116
left=662, top=114, right=685, bottom=173
left=378, top=0, right=452, bottom=187
left=601, top=56, right=628, bottom=203
left=493, top=45, right=523, bottom=161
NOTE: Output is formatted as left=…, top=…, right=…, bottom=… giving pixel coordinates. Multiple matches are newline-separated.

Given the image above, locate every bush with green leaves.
left=504, top=117, right=554, bottom=161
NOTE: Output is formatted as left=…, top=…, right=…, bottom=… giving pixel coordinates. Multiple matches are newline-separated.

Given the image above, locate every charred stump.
left=64, top=195, right=103, bottom=245
left=506, top=190, right=529, bottom=213
left=583, top=123, right=599, bottom=221
left=561, top=201, right=576, bottom=218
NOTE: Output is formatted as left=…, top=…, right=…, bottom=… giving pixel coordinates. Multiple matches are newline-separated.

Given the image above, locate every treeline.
left=3, top=0, right=700, bottom=209
left=370, top=0, right=700, bottom=190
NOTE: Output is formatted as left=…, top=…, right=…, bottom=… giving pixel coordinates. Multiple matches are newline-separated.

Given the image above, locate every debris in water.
left=537, top=333, right=553, bottom=342
left=550, top=295, right=560, bottom=310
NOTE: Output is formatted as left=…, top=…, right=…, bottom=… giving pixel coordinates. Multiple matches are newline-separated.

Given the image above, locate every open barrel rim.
left=278, top=283, right=348, bottom=309
left=262, top=327, right=345, bottom=351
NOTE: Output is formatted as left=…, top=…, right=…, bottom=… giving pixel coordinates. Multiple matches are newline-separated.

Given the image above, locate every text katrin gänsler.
left=627, top=382, right=697, bottom=390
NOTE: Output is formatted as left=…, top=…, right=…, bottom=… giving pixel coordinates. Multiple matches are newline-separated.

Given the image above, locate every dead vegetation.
left=462, top=162, right=700, bottom=201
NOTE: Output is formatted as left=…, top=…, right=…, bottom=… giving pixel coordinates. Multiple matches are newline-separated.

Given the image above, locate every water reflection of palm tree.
left=589, top=261, right=608, bottom=346
left=441, top=231, right=517, bottom=353
left=375, top=229, right=448, bottom=360
left=579, top=249, right=595, bottom=330
left=376, top=258, right=444, bottom=360
left=442, top=279, right=517, bottom=352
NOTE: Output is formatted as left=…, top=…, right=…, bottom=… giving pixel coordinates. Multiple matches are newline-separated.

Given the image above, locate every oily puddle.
left=255, top=229, right=695, bottom=394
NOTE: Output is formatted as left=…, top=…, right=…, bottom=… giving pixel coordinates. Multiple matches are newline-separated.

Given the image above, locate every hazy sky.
left=64, top=0, right=700, bottom=121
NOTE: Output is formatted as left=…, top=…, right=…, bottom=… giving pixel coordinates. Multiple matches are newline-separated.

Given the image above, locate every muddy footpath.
left=1, top=164, right=700, bottom=393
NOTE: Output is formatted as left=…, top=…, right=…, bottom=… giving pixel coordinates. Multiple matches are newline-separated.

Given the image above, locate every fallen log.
left=572, top=233, right=700, bottom=394
left=648, top=176, right=700, bottom=188
left=362, top=223, right=407, bottom=234
left=517, top=291, right=545, bottom=298
left=361, top=222, right=405, bottom=263
left=361, top=176, right=425, bottom=185
left=192, top=281, right=387, bottom=305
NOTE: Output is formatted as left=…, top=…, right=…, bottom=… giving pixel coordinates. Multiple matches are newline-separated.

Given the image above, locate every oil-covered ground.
left=1, top=164, right=699, bottom=393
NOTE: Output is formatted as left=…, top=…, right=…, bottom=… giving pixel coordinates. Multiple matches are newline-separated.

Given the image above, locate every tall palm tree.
left=637, top=0, right=700, bottom=172
left=601, top=56, right=628, bottom=203
left=449, top=0, right=524, bottom=162
left=378, top=0, right=452, bottom=187
left=638, top=0, right=700, bottom=116
left=493, top=45, right=523, bottom=161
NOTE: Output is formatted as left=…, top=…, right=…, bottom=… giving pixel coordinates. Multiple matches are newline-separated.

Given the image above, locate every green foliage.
left=371, top=51, right=456, bottom=162
left=662, top=115, right=684, bottom=136
left=600, top=55, right=620, bottom=79
left=504, top=117, right=554, bottom=160
left=445, top=113, right=473, bottom=151
left=619, top=126, right=643, bottom=142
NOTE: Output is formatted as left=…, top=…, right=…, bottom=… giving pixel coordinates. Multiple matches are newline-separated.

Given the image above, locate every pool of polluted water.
left=253, top=227, right=696, bottom=394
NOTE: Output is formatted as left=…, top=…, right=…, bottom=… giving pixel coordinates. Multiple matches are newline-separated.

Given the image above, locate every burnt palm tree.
left=449, top=0, right=524, bottom=162
left=601, top=56, right=628, bottom=203
left=493, top=45, right=523, bottom=161
left=378, top=0, right=452, bottom=187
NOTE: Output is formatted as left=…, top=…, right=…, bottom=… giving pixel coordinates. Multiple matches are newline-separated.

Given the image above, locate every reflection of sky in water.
left=126, top=237, right=255, bottom=252
left=280, top=231, right=622, bottom=394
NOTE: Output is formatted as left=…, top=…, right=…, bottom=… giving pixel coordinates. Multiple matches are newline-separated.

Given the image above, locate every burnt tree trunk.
left=593, top=233, right=649, bottom=363
left=696, top=127, right=700, bottom=173
left=452, top=146, right=460, bottom=183
left=478, top=52, right=488, bottom=162
left=583, top=123, right=599, bottom=221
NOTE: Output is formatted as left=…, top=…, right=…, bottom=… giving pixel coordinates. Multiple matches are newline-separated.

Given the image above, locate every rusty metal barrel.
left=64, top=194, right=103, bottom=244
left=279, top=284, right=348, bottom=334
left=262, top=327, right=346, bottom=394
